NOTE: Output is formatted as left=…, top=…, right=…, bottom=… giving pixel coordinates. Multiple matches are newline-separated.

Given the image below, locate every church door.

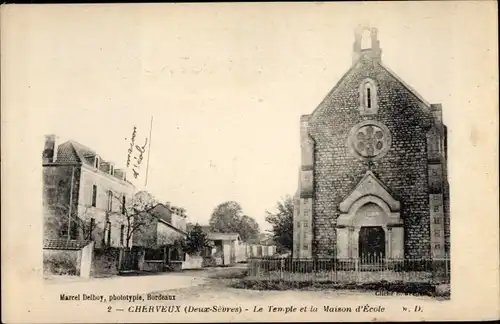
left=358, top=226, right=385, bottom=263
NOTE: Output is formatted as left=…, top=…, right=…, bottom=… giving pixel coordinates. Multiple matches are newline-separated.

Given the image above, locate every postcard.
left=1, top=2, right=499, bottom=323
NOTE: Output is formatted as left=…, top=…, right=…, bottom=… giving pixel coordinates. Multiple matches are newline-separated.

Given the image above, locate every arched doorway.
left=358, top=226, right=385, bottom=261
left=336, top=172, right=404, bottom=261
left=354, top=202, right=387, bottom=264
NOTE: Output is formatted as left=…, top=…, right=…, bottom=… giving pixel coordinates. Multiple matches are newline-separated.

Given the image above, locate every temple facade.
left=292, top=26, right=450, bottom=261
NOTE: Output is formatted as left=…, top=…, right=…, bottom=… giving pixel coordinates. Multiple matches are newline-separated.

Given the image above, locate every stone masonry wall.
left=308, top=56, right=435, bottom=258
left=43, top=165, right=82, bottom=240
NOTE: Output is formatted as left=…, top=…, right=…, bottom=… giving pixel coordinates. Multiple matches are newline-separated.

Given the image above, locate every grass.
left=229, top=279, right=450, bottom=298
left=207, top=267, right=249, bottom=279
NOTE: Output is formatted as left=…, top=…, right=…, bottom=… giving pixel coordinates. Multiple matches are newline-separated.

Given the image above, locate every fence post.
left=445, top=256, right=449, bottom=283
left=280, top=258, right=284, bottom=281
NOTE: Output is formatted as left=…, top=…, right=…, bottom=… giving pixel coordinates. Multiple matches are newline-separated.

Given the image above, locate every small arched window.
left=359, top=78, right=378, bottom=115
left=366, top=86, right=372, bottom=108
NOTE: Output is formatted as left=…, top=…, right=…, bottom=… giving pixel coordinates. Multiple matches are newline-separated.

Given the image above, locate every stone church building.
left=293, top=26, right=450, bottom=261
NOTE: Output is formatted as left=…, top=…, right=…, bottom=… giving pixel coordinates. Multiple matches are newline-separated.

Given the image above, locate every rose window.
left=348, top=121, right=391, bottom=160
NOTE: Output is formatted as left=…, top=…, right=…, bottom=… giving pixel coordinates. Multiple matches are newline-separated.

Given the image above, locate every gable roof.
left=148, top=204, right=172, bottom=224
left=43, top=239, right=91, bottom=250
left=143, top=203, right=188, bottom=236
left=339, top=171, right=400, bottom=213
left=378, top=62, right=431, bottom=108
left=52, top=140, right=132, bottom=184
left=55, top=140, right=96, bottom=165
left=309, top=58, right=432, bottom=122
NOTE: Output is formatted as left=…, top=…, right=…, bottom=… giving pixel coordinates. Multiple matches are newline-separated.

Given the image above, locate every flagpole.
left=145, top=116, right=153, bottom=187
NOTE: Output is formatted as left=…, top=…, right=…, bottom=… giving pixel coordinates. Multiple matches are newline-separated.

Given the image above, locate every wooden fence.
left=247, top=255, right=450, bottom=284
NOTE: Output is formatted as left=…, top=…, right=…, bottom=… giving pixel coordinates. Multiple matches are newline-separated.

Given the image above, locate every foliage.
left=209, top=201, right=260, bottom=242
left=172, top=223, right=211, bottom=256
left=48, top=188, right=162, bottom=249
left=265, top=195, right=294, bottom=253
left=207, top=267, right=249, bottom=279
left=229, top=279, right=441, bottom=296
left=43, top=251, right=78, bottom=276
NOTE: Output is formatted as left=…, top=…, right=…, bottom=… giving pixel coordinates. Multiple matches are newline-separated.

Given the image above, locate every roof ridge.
left=308, top=60, right=433, bottom=125
left=69, top=140, right=97, bottom=159
left=69, top=142, right=84, bottom=163
left=377, top=62, right=431, bottom=108
left=309, top=62, right=359, bottom=123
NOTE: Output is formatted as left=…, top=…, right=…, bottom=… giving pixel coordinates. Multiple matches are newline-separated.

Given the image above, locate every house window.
left=106, top=221, right=112, bottom=245
left=110, top=165, right=114, bottom=175
left=434, top=244, right=441, bottom=250
left=91, top=185, right=97, bottom=207
left=94, top=156, right=100, bottom=169
left=89, top=218, right=95, bottom=239
left=303, top=221, right=309, bottom=228
left=107, top=190, right=113, bottom=212
left=434, top=229, right=440, bottom=237
left=434, top=217, right=441, bottom=224
left=122, top=196, right=126, bottom=214
left=433, top=205, right=440, bottom=212
left=120, top=225, right=125, bottom=245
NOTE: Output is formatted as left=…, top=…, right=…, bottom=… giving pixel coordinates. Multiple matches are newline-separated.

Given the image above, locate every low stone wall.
left=43, top=249, right=81, bottom=276
left=169, top=261, right=183, bottom=272
left=202, top=256, right=216, bottom=267
left=182, top=255, right=203, bottom=270
left=91, top=247, right=120, bottom=277
left=143, top=260, right=165, bottom=272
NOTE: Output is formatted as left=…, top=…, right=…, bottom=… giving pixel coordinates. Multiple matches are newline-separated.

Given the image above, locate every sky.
left=5, top=2, right=497, bottom=231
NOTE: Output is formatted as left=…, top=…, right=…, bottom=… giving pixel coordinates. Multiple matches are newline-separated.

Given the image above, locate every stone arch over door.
left=335, top=172, right=404, bottom=259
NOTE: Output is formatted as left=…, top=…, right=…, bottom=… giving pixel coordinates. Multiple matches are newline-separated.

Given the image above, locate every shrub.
left=43, top=252, right=78, bottom=275
left=208, top=268, right=249, bottom=279
left=230, top=279, right=438, bottom=296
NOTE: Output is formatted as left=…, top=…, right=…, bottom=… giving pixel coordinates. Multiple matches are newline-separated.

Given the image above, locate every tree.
left=209, top=201, right=260, bottom=242
left=51, top=203, right=100, bottom=241
left=238, top=215, right=260, bottom=242
left=174, top=223, right=211, bottom=256
left=117, top=190, right=158, bottom=249
left=265, top=195, right=294, bottom=253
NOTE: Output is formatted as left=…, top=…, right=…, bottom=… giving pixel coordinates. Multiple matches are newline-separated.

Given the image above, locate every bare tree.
left=110, top=190, right=158, bottom=249
left=51, top=203, right=101, bottom=241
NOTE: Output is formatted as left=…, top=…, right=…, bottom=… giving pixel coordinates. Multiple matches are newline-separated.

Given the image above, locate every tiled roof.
left=149, top=204, right=172, bottom=225
left=43, top=239, right=91, bottom=250
left=142, top=204, right=188, bottom=236
left=55, top=141, right=81, bottom=163
left=55, top=140, right=95, bottom=165
left=69, top=140, right=97, bottom=165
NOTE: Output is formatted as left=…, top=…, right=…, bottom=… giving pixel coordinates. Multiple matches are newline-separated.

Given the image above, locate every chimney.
left=352, top=25, right=382, bottom=65
left=42, top=134, right=58, bottom=163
